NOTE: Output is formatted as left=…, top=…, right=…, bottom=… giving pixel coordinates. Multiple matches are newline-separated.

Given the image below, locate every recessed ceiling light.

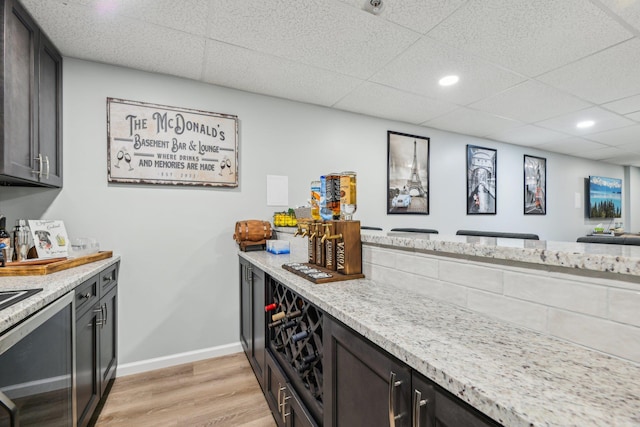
left=576, top=120, right=595, bottom=129
left=439, top=75, right=459, bottom=86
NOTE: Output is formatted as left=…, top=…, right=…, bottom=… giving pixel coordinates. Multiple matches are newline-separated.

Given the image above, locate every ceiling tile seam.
left=357, top=32, right=423, bottom=81
left=65, top=2, right=210, bottom=40
left=422, top=0, right=472, bottom=37
left=198, top=35, right=373, bottom=83
left=589, top=0, right=640, bottom=38
left=530, top=35, right=637, bottom=84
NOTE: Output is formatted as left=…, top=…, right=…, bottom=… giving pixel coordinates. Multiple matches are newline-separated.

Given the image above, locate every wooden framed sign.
left=107, top=98, right=238, bottom=187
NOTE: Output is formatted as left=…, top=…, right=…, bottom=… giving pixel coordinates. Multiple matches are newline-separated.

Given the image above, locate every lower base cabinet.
left=75, top=262, right=119, bottom=427
left=324, top=317, right=501, bottom=427
left=239, top=259, right=502, bottom=427
left=265, top=351, right=318, bottom=427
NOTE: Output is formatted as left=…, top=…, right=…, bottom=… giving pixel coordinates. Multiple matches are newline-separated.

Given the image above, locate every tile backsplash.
left=364, top=245, right=640, bottom=364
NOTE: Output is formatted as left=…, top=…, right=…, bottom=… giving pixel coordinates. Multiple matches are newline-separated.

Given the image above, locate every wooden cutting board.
left=0, top=251, right=113, bottom=276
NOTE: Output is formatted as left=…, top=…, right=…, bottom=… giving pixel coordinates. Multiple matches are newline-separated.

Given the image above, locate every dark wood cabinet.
left=239, top=256, right=266, bottom=389
left=265, top=352, right=317, bottom=427
left=324, top=315, right=501, bottom=427
left=1, top=0, right=62, bottom=187
left=75, top=262, right=119, bottom=427
left=324, top=316, right=411, bottom=427
left=239, top=258, right=502, bottom=427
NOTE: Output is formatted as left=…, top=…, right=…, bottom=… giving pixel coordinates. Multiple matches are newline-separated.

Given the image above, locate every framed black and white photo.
left=524, top=155, right=546, bottom=215
left=387, top=131, right=430, bottom=215
left=466, top=145, right=497, bottom=215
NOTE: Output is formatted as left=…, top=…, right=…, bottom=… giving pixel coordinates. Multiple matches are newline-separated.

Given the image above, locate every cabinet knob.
left=81, top=292, right=91, bottom=300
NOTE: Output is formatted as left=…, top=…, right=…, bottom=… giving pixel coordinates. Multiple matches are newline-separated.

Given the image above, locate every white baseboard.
left=116, top=342, right=243, bottom=377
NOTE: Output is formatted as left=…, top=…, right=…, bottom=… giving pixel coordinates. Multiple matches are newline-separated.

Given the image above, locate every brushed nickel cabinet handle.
left=32, top=154, right=43, bottom=177
left=44, top=155, right=50, bottom=179
left=94, top=307, right=103, bottom=326
left=0, top=391, right=18, bottom=426
left=388, top=372, right=402, bottom=427
left=413, top=389, right=428, bottom=427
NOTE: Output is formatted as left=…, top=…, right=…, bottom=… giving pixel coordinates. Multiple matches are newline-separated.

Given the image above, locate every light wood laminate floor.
left=95, top=352, right=276, bottom=427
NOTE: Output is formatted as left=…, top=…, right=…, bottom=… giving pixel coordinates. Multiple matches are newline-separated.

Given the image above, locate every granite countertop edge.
left=0, top=256, right=121, bottom=335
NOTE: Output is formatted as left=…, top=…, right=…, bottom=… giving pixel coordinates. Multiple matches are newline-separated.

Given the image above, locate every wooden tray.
left=0, top=251, right=113, bottom=276
left=282, top=262, right=364, bottom=284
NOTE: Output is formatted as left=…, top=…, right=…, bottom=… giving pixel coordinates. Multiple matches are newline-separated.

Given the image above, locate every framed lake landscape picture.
left=524, top=155, right=546, bottom=215
left=466, top=145, right=496, bottom=215
left=387, top=131, right=430, bottom=215
left=588, top=175, right=622, bottom=218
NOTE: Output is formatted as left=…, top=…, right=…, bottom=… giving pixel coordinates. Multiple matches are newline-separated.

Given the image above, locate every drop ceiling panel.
left=534, top=137, right=608, bottom=155
left=487, top=125, right=570, bottom=147
left=470, top=80, right=591, bottom=123
left=423, top=107, right=522, bottom=138
left=370, top=37, right=526, bottom=105
left=205, top=0, right=420, bottom=79
left=601, top=154, right=640, bottom=166
left=535, top=107, right=635, bottom=136
left=42, top=0, right=211, bottom=36
left=202, top=41, right=361, bottom=107
left=602, top=94, right=640, bottom=115
left=333, top=82, right=458, bottom=124
left=426, top=0, right=633, bottom=77
left=338, top=0, right=468, bottom=34
left=627, top=112, right=640, bottom=122
left=21, top=0, right=206, bottom=81
left=579, top=146, right=630, bottom=161
left=538, top=39, right=640, bottom=104
left=585, top=125, right=640, bottom=147
left=598, top=0, right=640, bottom=32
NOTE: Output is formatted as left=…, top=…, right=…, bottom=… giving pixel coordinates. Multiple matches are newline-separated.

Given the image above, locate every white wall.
left=0, top=59, right=627, bottom=365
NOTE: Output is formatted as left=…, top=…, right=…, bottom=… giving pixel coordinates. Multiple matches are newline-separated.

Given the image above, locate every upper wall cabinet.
left=1, top=0, right=62, bottom=187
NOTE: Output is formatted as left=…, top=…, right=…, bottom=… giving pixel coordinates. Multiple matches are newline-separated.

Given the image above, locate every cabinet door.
left=37, top=31, right=62, bottom=187
left=76, top=305, right=100, bottom=427
left=324, top=317, right=411, bottom=427
left=2, top=0, right=38, bottom=183
left=411, top=372, right=436, bottom=427
left=265, top=352, right=317, bottom=427
left=434, top=389, right=501, bottom=427
left=250, top=263, right=266, bottom=387
left=99, top=285, right=118, bottom=396
left=239, top=258, right=252, bottom=357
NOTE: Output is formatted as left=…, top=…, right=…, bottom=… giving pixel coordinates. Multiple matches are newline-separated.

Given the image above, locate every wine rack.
left=267, top=277, right=323, bottom=421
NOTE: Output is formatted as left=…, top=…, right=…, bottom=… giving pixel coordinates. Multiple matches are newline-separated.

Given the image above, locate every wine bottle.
left=271, top=311, right=286, bottom=322
left=264, top=303, right=278, bottom=312
left=291, top=330, right=309, bottom=343
left=283, top=319, right=298, bottom=330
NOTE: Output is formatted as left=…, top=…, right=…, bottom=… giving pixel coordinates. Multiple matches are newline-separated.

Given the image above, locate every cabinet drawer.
left=75, top=274, right=99, bottom=315
left=100, top=263, right=119, bottom=295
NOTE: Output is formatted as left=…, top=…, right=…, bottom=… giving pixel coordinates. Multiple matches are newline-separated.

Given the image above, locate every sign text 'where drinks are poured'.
left=107, top=98, right=238, bottom=187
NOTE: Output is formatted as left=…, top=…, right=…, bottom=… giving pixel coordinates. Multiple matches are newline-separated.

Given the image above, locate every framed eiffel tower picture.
left=387, top=131, right=430, bottom=215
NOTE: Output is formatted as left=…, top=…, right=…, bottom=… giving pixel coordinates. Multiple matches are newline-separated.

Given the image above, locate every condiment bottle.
left=0, top=215, right=11, bottom=249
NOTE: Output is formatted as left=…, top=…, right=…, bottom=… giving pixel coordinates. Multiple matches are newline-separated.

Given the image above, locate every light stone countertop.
left=240, top=239, right=640, bottom=427
left=0, top=256, right=121, bottom=335
left=360, top=230, right=640, bottom=279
